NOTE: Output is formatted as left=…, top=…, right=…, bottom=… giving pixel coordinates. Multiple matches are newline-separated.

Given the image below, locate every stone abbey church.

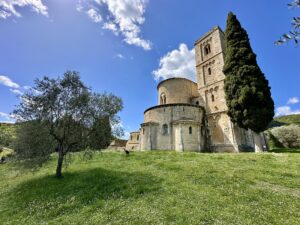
left=126, top=26, right=266, bottom=152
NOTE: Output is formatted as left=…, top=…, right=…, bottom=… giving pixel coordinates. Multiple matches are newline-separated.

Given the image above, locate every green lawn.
left=0, top=151, right=299, bottom=225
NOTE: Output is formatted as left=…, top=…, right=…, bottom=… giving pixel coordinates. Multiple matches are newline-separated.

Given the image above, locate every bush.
left=270, top=125, right=300, bottom=148
left=265, top=131, right=284, bottom=149
left=0, top=124, right=16, bottom=148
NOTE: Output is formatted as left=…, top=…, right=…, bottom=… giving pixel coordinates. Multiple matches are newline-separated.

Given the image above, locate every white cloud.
left=0, top=112, right=15, bottom=122
left=78, top=0, right=151, bottom=50
left=0, top=75, right=20, bottom=88
left=115, top=53, right=124, bottom=59
left=0, top=0, right=48, bottom=19
left=275, top=106, right=300, bottom=116
left=152, top=43, right=196, bottom=81
left=9, top=88, right=23, bottom=95
left=86, top=8, right=102, bottom=23
left=287, top=97, right=299, bottom=105
left=102, top=22, right=119, bottom=35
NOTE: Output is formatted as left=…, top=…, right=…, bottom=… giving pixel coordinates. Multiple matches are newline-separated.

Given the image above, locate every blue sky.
left=0, top=0, right=299, bottom=138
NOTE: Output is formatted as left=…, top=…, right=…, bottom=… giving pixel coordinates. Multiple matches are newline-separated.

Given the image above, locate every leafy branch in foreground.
left=276, top=0, right=300, bottom=45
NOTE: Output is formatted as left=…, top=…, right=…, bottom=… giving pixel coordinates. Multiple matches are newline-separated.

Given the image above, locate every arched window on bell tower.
left=204, top=44, right=211, bottom=55
left=208, top=67, right=212, bottom=75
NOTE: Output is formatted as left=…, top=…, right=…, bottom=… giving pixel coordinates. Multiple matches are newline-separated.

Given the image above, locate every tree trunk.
left=253, top=132, right=264, bottom=153
left=56, top=150, right=64, bottom=178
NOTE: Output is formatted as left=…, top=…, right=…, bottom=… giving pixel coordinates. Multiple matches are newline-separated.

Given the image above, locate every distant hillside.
left=268, top=114, right=300, bottom=128
left=0, top=122, right=15, bottom=127
left=275, top=114, right=300, bottom=124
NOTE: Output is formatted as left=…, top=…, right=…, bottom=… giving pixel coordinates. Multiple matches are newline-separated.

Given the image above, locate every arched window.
left=142, top=128, right=145, bottom=135
left=137, top=135, right=139, bottom=141
left=211, top=94, right=215, bottom=102
left=196, top=101, right=199, bottom=105
left=130, top=135, right=132, bottom=140
left=204, top=44, right=211, bottom=55
left=162, top=124, right=168, bottom=135
left=208, top=67, right=212, bottom=75
left=160, top=93, right=166, bottom=105
left=189, top=126, right=192, bottom=134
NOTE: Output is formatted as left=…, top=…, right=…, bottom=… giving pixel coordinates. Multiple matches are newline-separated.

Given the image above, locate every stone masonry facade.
left=126, top=26, right=266, bottom=152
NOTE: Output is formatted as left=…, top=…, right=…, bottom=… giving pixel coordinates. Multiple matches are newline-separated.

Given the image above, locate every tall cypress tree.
left=223, top=12, right=274, bottom=134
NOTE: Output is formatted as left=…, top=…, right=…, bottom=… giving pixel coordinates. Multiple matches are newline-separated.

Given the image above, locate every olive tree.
left=13, top=71, right=123, bottom=178
left=276, top=0, right=300, bottom=45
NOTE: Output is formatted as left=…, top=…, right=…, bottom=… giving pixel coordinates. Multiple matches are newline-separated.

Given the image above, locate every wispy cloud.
left=275, top=106, right=300, bottom=116
left=86, top=8, right=102, bottom=23
left=9, top=88, right=23, bottom=95
left=77, top=0, right=151, bottom=50
left=0, top=0, right=48, bottom=19
left=153, top=43, right=196, bottom=81
left=115, top=53, right=124, bottom=59
left=0, top=112, right=15, bottom=123
left=0, top=75, right=20, bottom=88
left=287, top=97, right=299, bottom=105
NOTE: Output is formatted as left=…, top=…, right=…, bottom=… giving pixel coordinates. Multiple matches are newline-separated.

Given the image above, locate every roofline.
left=157, top=77, right=197, bottom=90
left=129, top=131, right=140, bottom=134
left=144, top=103, right=205, bottom=114
left=194, top=26, right=224, bottom=45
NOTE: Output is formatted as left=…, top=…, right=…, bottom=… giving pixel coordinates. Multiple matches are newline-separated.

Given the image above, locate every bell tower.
left=194, top=26, right=254, bottom=152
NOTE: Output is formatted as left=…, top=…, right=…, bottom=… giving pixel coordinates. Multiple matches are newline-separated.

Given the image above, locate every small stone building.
left=107, top=139, right=127, bottom=150
left=129, top=26, right=266, bottom=152
left=126, top=131, right=141, bottom=150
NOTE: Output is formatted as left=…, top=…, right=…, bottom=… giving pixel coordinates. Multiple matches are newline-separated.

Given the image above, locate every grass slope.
left=269, top=114, right=300, bottom=128
left=0, top=151, right=299, bottom=225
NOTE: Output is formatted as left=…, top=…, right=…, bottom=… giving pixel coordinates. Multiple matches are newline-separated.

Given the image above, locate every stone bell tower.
left=194, top=26, right=254, bottom=152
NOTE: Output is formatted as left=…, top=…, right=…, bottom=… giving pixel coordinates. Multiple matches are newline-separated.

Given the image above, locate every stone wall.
left=141, top=104, right=206, bottom=151
left=157, top=78, right=199, bottom=105
left=194, top=26, right=255, bottom=152
left=128, top=26, right=260, bottom=153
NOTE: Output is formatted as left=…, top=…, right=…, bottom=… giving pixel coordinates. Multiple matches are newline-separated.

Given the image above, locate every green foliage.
left=13, top=121, right=56, bottom=164
left=0, top=147, right=14, bottom=161
left=270, top=125, right=300, bottom=148
left=266, top=131, right=284, bottom=149
left=0, top=123, right=16, bottom=148
left=274, top=114, right=300, bottom=125
left=223, top=12, right=274, bottom=133
left=0, top=151, right=299, bottom=224
left=268, top=114, right=300, bottom=128
left=13, top=71, right=123, bottom=177
left=276, top=1, right=300, bottom=45
left=88, top=116, right=112, bottom=150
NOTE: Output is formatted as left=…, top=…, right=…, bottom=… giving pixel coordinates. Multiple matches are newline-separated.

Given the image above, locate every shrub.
left=270, top=125, right=300, bottom=148
left=265, top=131, right=284, bottom=149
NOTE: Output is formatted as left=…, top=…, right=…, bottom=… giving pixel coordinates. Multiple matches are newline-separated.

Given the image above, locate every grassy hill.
left=269, top=114, right=300, bottom=128
left=274, top=114, right=300, bottom=124
left=0, top=151, right=299, bottom=225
